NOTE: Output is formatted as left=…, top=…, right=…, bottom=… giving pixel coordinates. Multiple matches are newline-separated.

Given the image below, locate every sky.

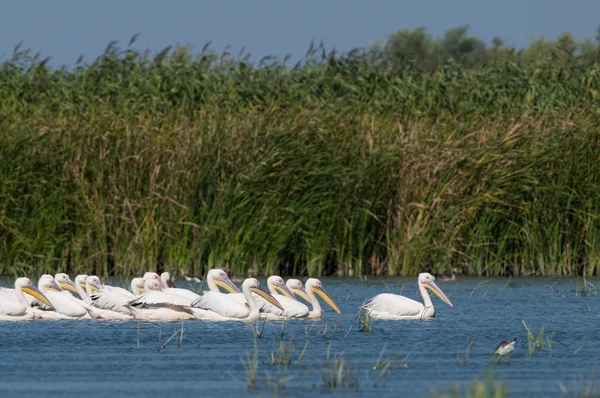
left=0, top=0, right=599, bottom=67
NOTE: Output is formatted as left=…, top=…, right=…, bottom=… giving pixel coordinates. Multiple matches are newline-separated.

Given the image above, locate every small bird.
left=494, top=338, right=517, bottom=355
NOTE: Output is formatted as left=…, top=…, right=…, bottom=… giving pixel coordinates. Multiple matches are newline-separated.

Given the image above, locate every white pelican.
left=192, top=278, right=283, bottom=321
left=204, top=269, right=241, bottom=293
left=35, top=275, right=91, bottom=318
left=286, top=279, right=311, bottom=303
left=0, top=278, right=54, bottom=320
left=362, top=273, right=453, bottom=319
left=127, top=279, right=195, bottom=320
left=161, top=272, right=176, bottom=288
left=494, top=338, right=517, bottom=356
left=54, top=273, right=79, bottom=296
left=256, top=276, right=310, bottom=318
left=86, top=276, right=137, bottom=318
left=299, top=278, right=343, bottom=319
left=144, top=272, right=201, bottom=302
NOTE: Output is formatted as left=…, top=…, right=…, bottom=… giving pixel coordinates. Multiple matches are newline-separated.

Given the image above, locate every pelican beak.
left=250, top=285, right=284, bottom=311
left=89, top=280, right=103, bottom=293
left=60, top=279, right=79, bottom=294
left=214, top=277, right=241, bottom=293
left=45, top=281, right=62, bottom=292
left=273, top=284, right=295, bottom=299
left=312, top=286, right=343, bottom=315
left=22, top=286, right=55, bottom=310
left=291, top=287, right=311, bottom=304
left=79, top=282, right=86, bottom=290
left=424, top=280, right=453, bottom=307
left=167, top=280, right=176, bottom=288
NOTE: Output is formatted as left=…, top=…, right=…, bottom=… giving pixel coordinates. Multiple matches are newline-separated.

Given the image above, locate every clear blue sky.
left=1, top=0, right=599, bottom=66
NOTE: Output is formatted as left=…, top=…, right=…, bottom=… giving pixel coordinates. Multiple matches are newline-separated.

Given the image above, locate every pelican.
left=192, top=278, right=283, bottom=321
left=143, top=272, right=201, bottom=302
left=494, top=338, right=517, bottom=356
left=286, top=279, right=311, bottom=303
left=0, top=278, right=54, bottom=320
left=256, top=276, right=310, bottom=318
left=362, top=273, right=453, bottom=319
left=127, top=279, right=195, bottom=320
left=86, top=276, right=137, bottom=318
left=35, top=275, right=91, bottom=318
left=300, top=278, right=343, bottom=319
left=161, top=272, right=176, bottom=288
left=55, top=273, right=79, bottom=296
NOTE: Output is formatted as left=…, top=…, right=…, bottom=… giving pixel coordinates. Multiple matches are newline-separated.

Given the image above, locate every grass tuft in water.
left=430, top=372, right=509, bottom=398
left=321, top=343, right=359, bottom=390
left=456, top=337, right=476, bottom=365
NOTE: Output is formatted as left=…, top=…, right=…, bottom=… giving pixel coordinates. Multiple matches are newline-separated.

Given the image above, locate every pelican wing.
left=192, top=292, right=249, bottom=318
left=90, top=291, right=135, bottom=315
left=0, top=293, right=27, bottom=316
left=104, top=285, right=135, bottom=298
left=127, top=291, right=192, bottom=308
left=45, top=291, right=88, bottom=317
left=363, top=293, right=425, bottom=318
left=166, top=287, right=201, bottom=301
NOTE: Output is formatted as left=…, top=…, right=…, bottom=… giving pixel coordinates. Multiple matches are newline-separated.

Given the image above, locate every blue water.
left=0, top=277, right=598, bottom=397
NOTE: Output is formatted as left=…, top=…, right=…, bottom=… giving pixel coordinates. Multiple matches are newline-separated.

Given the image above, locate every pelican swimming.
left=54, top=273, right=79, bottom=296
left=256, top=276, right=310, bottom=318
left=86, top=276, right=138, bottom=318
left=127, top=279, right=195, bottom=320
left=34, top=275, right=91, bottom=319
left=161, top=272, right=176, bottom=288
left=362, top=273, right=453, bottom=319
left=192, top=278, right=283, bottom=321
left=299, top=278, right=343, bottom=319
left=143, top=272, right=201, bottom=302
left=0, top=278, right=55, bottom=320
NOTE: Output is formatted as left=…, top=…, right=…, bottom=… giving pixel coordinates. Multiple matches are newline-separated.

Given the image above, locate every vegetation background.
left=2, top=26, right=600, bottom=278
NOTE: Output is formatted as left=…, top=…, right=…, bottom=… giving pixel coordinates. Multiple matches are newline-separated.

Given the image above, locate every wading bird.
left=494, top=338, right=517, bottom=356
left=362, top=273, right=453, bottom=319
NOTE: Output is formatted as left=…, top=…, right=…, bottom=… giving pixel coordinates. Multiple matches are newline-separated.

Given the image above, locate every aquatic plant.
left=456, top=337, right=476, bottom=365
left=522, top=320, right=558, bottom=357
left=430, top=372, right=509, bottom=398
left=3, top=30, right=600, bottom=277
left=321, top=343, right=359, bottom=390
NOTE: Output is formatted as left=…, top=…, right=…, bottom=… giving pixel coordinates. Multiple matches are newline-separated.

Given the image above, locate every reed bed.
left=2, top=34, right=600, bottom=278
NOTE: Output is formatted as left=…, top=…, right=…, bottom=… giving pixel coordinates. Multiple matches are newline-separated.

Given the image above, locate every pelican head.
left=55, top=273, right=78, bottom=294
left=143, top=272, right=165, bottom=289
left=286, top=279, right=310, bottom=303
left=130, top=277, right=145, bottom=294
left=243, top=278, right=284, bottom=311
left=16, top=277, right=55, bottom=310
left=267, top=276, right=294, bottom=298
left=86, top=276, right=104, bottom=293
left=161, top=272, right=176, bottom=288
left=418, top=273, right=453, bottom=307
left=305, top=278, right=342, bottom=315
left=39, top=275, right=62, bottom=292
left=144, top=279, right=163, bottom=292
left=207, top=269, right=241, bottom=293
left=75, top=274, right=89, bottom=291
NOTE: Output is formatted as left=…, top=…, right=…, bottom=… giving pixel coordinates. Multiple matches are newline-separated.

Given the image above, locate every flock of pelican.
left=0, top=269, right=344, bottom=321
left=0, top=270, right=454, bottom=321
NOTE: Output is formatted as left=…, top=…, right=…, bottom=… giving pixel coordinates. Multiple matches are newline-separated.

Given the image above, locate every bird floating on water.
left=494, top=338, right=517, bottom=355
left=362, top=273, right=453, bottom=319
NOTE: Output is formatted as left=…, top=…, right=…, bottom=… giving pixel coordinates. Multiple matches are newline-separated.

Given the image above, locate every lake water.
left=0, top=276, right=598, bottom=397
